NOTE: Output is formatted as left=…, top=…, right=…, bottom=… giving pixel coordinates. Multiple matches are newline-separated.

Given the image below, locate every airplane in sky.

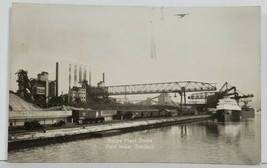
left=174, top=13, right=189, bottom=18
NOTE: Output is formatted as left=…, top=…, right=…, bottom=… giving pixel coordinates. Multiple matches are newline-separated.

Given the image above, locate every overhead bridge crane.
left=92, top=81, right=217, bottom=110
left=188, top=82, right=253, bottom=107
left=105, top=81, right=216, bottom=95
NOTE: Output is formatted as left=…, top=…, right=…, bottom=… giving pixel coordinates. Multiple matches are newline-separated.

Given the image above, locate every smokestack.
left=89, top=71, right=91, bottom=85
left=69, top=64, right=71, bottom=89
left=46, top=80, right=49, bottom=103
left=103, top=72, right=105, bottom=83
left=74, top=64, right=77, bottom=86
left=56, top=62, right=59, bottom=97
left=79, top=65, right=82, bottom=83
left=83, top=66, right=87, bottom=81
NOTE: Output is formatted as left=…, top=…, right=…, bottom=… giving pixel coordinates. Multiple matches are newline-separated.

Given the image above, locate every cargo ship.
left=241, top=100, right=255, bottom=119
left=216, top=97, right=241, bottom=122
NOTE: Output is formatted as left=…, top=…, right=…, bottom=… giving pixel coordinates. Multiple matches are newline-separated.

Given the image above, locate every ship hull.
left=241, top=109, right=255, bottom=119
left=216, top=109, right=241, bottom=122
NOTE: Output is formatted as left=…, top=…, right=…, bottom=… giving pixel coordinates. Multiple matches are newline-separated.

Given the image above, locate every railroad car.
left=115, top=109, right=172, bottom=120
left=72, top=109, right=104, bottom=124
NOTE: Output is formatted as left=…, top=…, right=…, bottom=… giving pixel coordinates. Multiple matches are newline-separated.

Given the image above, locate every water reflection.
left=180, top=125, right=187, bottom=137
left=9, top=114, right=260, bottom=164
left=205, top=120, right=219, bottom=138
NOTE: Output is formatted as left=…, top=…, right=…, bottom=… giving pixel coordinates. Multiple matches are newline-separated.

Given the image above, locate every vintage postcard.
left=8, top=3, right=261, bottom=164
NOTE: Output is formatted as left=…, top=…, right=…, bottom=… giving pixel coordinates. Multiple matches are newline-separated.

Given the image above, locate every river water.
left=8, top=113, right=261, bottom=164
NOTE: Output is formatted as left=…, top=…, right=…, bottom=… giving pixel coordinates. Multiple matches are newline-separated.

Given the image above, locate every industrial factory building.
left=67, top=63, right=106, bottom=104
left=15, top=62, right=108, bottom=107
left=69, top=86, right=87, bottom=103
left=15, top=63, right=60, bottom=105
left=68, top=64, right=89, bottom=104
left=30, top=71, right=57, bottom=102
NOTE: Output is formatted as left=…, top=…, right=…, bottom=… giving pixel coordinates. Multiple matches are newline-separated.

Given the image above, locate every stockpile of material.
left=43, top=106, right=85, bottom=111
left=9, top=93, right=41, bottom=111
left=43, top=105, right=73, bottom=111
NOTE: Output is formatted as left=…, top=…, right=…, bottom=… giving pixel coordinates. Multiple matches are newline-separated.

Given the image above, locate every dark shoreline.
left=8, top=115, right=213, bottom=151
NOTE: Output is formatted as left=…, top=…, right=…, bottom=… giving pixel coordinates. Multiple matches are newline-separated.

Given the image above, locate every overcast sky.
left=10, top=4, right=261, bottom=108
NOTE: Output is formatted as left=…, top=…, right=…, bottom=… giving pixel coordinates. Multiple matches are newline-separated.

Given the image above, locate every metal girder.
left=188, top=92, right=216, bottom=99
left=105, top=81, right=216, bottom=96
left=188, top=82, right=254, bottom=100
left=187, top=91, right=253, bottom=100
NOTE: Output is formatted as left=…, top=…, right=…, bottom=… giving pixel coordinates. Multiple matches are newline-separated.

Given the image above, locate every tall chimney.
left=79, top=65, right=82, bottom=83
left=74, top=64, right=77, bottom=86
left=56, top=62, right=59, bottom=97
left=68, top=64, right=72, bottom=104
left=89, top=71, right=91, bottom=85
left=83, top=66, right=87, bottom=81
left=69, top=64, right=71, bottom=89
left=103, top=72, right=105, bottom=83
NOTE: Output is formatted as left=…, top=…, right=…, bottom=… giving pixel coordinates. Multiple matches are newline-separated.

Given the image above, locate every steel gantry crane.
left=92, top=81, right=217, bottom=111
left=187, top=82, right=254, bottom=107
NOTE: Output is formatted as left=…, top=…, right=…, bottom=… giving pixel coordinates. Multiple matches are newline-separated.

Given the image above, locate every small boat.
left=216, top=97, right=241, bottom=122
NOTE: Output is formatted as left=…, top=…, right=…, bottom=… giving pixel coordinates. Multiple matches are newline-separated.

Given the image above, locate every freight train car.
left=115, top=109, right=172, bottom=120
left=72, top=109, right=104, bottom=124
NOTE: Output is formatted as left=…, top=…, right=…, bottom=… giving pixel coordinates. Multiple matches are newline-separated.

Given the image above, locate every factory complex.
left=9, top=62, right=253, bottom=129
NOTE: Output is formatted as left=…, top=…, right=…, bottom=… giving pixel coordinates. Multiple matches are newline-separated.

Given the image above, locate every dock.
left=91, top=130, right=122, bottom=137
left=8, top=115, right=212, bottom=151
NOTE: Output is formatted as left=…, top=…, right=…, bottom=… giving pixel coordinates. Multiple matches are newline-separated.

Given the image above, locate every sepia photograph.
left=8, top=3, right=261, bottom=164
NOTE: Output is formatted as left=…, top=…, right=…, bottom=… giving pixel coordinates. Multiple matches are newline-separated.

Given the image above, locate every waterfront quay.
left=8, top=114, right=261, bottom=164
left=8, top=115, right=212, bottom=151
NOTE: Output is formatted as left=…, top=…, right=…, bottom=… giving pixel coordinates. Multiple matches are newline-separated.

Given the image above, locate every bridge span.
left=105, top=81, right=217, bottom=96
left=93, top=81, right=217, bottom=110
